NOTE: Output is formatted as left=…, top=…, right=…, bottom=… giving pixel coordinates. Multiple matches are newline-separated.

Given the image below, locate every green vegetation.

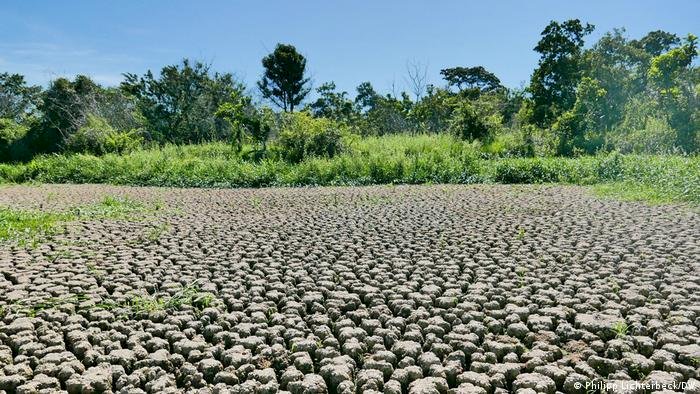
left=70, top=195, right=153, bottom=219
left=258, top=44, right=311, bottom=112
left=146, top=222, right=169, bottom=240
left=609, top=278, right=621, bottom=294
left=611, top=320, right=630, bottom=338
left=692, top=357, right=700, bottom=368
left=0, top=207, right=69, bottom=245
left=2, top=22, right=697, bottom=160
left=12, top=294, right=89, bottom=317
left=119, top=283, right=216, bottom=314
left=0, top=21, right=696, bottom=205
left=2, top=280, right=217, bottom=318
left=0, top=136, right=697, bottom=205
left=0, top=194, right=165, bottom=245
left=593, top=183, right=693, bottom=205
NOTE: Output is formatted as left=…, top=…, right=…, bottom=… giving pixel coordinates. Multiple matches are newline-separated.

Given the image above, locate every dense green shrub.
left=409, top=87, right=454, bottom=133
left=274, top=112, right=346, bottom=163
left=0, top=118, right=28, bottom=161
left=608, top=116, right=679, bottom=154
left=481, top=127, right=537, bottom=157
left=448, top=101, right=494, bottom=141
left=596, top=151, right=625, bottom=181
left=65, top=115, right=143, bottom=155
left=448, top=99, right=501, bottom=142
left=493, top=158, right=564, bottom=183
left=103, top=129, right=144, bottom=155
left=551, top=77, right=608, bottom=156
left=216, top=90, right=272, bottom=154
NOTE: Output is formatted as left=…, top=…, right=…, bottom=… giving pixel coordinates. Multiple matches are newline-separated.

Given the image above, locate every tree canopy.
left=529, top=19, right=595, bottom=127
left=1, top=24, right=698, bottom=163
left=0, top=73, right=42, bottom=123
left=257, top=44, right=311, bottom=112
left=440, top=66, right=502, bottom=95
left=122, top=59, right=242, bottom=143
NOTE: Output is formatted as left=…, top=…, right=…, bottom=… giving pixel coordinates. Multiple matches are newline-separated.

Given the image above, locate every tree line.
left=1, top=19, right=697, bottom=163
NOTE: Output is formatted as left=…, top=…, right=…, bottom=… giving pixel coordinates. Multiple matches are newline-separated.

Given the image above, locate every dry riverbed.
left=0, top=184, right=698, bottom=393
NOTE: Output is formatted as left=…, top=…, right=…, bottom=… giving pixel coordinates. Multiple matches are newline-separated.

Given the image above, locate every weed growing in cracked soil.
left=69, top=194, right=158, bottom=220
left=610, top=320, right=629, bottom=338
left=4, top=280, right=217, bottom=320
left=101, top=281, right=217, bottom=317
left=0, top=207, right=70, bottom=246
left=142, top=222, right=170, bottom=243
left=0, top=193, right=168, bottom=246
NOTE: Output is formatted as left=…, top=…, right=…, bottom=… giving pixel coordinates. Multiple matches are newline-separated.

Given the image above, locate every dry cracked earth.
left=0, top=184, right=699, bottom=394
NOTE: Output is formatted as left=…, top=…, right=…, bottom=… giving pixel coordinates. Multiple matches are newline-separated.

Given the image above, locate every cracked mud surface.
left=0, top=184, right=698, bottom=393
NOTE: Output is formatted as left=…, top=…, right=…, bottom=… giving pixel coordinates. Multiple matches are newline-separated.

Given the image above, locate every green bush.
left=608, top=116, right=680, bottom=154
left=104, top=129, right=144, bottom=155
left=448, top=100, right=500, bottom=142
left=481, top=127, right=537, bottom=157
left=596, top=151, right=625, bottom=181
left=0, top=118, right=29, bottom=162
left=65, top=115, right=143, bottom=155
left=493, top=158, right=563, bottom=183
left=274, top=112, right=346, bottom=163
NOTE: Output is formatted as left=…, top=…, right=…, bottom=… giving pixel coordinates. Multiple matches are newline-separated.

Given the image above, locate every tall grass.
left=0, top=134, right=697, bottom=204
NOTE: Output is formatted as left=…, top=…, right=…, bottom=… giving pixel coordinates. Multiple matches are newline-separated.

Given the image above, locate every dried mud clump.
left=0, top=184, right=698, bottom=393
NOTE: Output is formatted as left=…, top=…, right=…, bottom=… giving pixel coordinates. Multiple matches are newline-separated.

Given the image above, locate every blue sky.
left=1, top=1, right=698, bottom=99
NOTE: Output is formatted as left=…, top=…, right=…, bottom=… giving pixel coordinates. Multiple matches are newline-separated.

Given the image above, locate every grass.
left=592, top=182, right=696, bottom=206
left=2, top=280, right=217, bottom=319
left=98, top=280, right=218, bottom=316
left=70, top=195, right=152, bottom=219
left=0, top=134, right=697, bottom=205
left=3, top=294, right=89, bottom=317
left=609, top=278, right=620, bottom=295
left=0, top=194, right=165, bottom=246
left=0, top=207, right=71, bottom=246
left=692, top=357, right=700, bottom=367
left=141, top=222, right=169, bottom=243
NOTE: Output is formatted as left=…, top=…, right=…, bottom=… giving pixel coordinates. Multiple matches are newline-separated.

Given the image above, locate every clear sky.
left=1, top=1, right=698, bottom=98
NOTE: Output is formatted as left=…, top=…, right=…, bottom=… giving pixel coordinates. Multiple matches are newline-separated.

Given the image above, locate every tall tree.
left=647, top=34, right=699, bottom=151
left=42, top=76, right=98, bottom=142
left=581, top=29, right=642, bottom=129
left=353, top=82, right=413, bottom=135
left=528, top=19, right=594, bottom=127
left=354, top=82, right=379, bottom=112
left=647, top=34, right=698, bottom=92
left=257, top=44, right=310, bottom=112
left=27, top=75, right=101, bottom=152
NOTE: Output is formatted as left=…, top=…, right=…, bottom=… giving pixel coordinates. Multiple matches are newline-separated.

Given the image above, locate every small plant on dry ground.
left=2, top=280, right=217, bottom=319
left=0, top=194, right=169, bottom=246
left=611, top=320, right=629, bottom=338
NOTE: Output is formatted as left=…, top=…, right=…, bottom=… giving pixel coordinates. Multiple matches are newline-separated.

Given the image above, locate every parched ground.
left=0, top=184, right=698, bottom=394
